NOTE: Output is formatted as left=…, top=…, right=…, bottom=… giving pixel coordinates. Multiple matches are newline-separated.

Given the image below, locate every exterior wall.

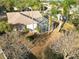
left=27, top=23, right=37, bottom=32
left=39, top=23, right=48, bottom=32
left=12, top=23, right=38, bottom=32
left=13, top=24, right=25, bottom=32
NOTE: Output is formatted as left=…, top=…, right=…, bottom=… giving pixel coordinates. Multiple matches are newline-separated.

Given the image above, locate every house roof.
left=7, top=11, right=42, bottom=25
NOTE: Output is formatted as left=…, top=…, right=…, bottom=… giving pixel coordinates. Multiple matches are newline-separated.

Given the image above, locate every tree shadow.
left=28, top=52, right=37, bottom=59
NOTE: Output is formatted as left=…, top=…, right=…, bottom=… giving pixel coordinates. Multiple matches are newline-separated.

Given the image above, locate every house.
left=7, top=11, right=48, bottom=32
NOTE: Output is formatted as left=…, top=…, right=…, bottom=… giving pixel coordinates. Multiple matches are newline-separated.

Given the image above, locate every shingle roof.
left=7, top=11, right=42, bottom=25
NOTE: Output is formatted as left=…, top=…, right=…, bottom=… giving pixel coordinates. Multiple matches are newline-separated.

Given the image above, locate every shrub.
left=49, top=32, right=79, bottom=59
left=42, top=46, right=64, bottom=59
left=23, top=26, right=29, bottom=33
left=69, top=14, right=79, bottom=31
left=0, top=32, right=37, bottom=59
left=0, top=21, right=12, bottom=33
left=41, top=32, right=79, bottom=59
left=35, top=25, right=41, bottom=33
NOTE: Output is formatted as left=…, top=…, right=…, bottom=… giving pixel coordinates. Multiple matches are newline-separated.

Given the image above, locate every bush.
left=35, top=25, right=41, bottom=33
left=49, top=32, right=79, bottom=59
left=42, top=46, right=64, bottom=59
left=0, top=21, right=12, bottom=33
left=24, top=26, right=29, bottom=33
left=69, top=14, right=79, bottom=31
left=40, top=32, right=79, bottom=59
left=0, top=32, right=37, bottom=59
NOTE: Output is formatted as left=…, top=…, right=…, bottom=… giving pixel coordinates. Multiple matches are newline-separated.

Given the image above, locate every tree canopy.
left=0, top=0, right=41, bottom=11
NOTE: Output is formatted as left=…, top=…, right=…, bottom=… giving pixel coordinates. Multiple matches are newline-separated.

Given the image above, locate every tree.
left=62, top=0, right=76, bottom=15
left=0, top=0, right=15, bottom=11
left=14, top=0, right=28, bottom=11
left=0, top=0, right=41, bottom=11
left=50, top=0, right=76, bottom=17
left=27, top=0, right=41, bottom=10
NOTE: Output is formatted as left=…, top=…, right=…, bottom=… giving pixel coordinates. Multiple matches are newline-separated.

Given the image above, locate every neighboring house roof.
left=7, top=11, right=42, bottom=25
